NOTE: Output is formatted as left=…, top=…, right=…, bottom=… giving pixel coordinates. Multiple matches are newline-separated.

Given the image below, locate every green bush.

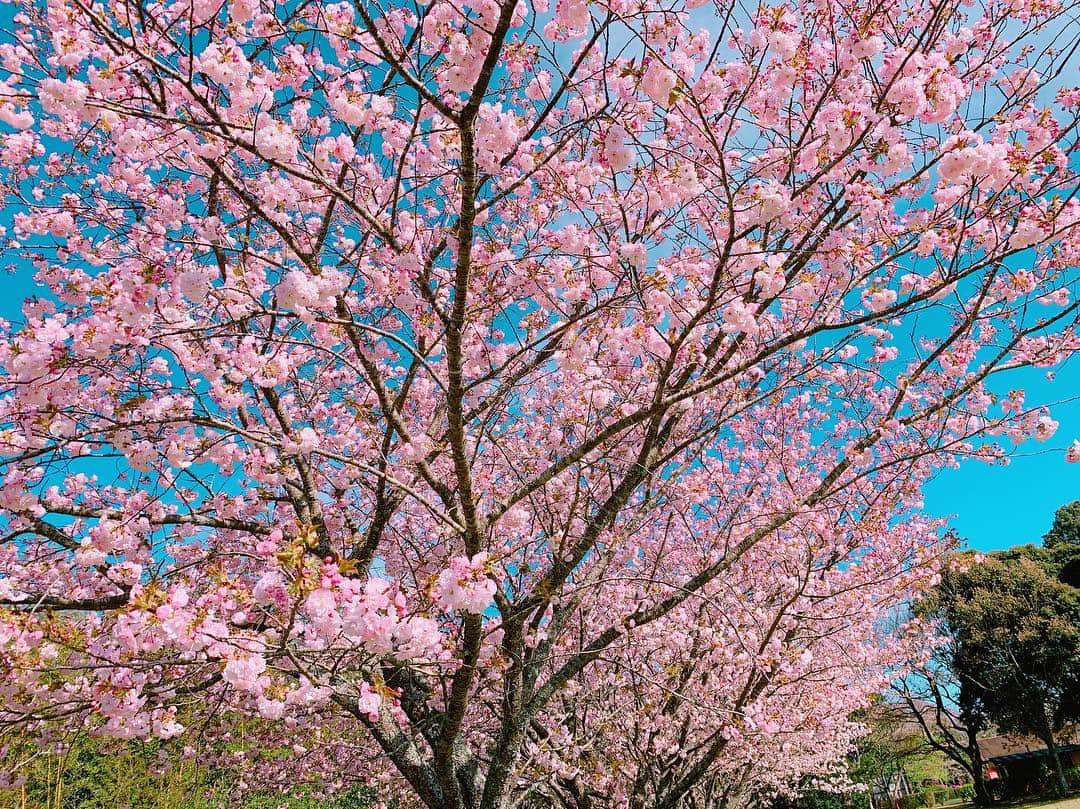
left=952, top=784, right=975, bottom=801
left=1065, top=766, right=1080, bottom=790
left=0, top=734, right=223, bottom=809
left=910, top=783, right=976, bottom=806
left=897, top=792, right=923, bottom=809
left=770, top=787, right=874, bottom=809
left=925, top=786, right=948, bottom=806
left=0, top=732, right=378, bottom=809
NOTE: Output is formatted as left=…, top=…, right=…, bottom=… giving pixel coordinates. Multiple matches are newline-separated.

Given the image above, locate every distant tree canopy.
left=898, top=501, right=1080, bottom=802
left=991, top=501, right=1080, bottom=587
left=1044, top=500, right=1080, bottom=551
left=1042, top=500, right=1080, bottom=588
left=933, top=519, right=1080, bottom=796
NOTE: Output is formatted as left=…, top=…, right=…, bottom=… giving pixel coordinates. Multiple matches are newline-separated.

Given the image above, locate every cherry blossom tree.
left=0, top=0, right=1079, bottom=805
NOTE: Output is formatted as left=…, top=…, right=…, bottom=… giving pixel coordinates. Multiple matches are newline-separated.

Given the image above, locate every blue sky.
left=923, top=358, right=1080, bottom=551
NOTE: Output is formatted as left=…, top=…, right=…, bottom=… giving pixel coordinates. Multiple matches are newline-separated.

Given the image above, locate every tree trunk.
left=1042, top=729, right=1068, bottom=796
left=967, top=728, right=993, bottom=806
left=971, top=774, right=994, bottom=807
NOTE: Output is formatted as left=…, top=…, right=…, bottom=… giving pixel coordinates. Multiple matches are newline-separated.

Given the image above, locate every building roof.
left=978, top=727, right=1080, bottom=762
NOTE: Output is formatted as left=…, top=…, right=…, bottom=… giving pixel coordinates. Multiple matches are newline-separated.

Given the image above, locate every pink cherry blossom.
left=0, top=0, right=1077, bottom=805
left=434, top=554, right=497, bottom=614
left=602, top=124, right=634, bottom=171
left=641, top=61, right=677, bottom=106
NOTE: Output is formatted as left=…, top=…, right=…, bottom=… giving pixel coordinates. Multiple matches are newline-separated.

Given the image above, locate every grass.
left=996, top=797, right=1080, bottom=809
left=942, top=795, right=1080, bottom=809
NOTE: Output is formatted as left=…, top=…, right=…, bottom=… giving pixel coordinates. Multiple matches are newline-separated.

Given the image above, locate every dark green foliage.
left=771, top=788, right=869, bottom=809
left=1039, top=500, right=1080, bottom=586
left=897, top=791, right=923, bottom=809
left=1044, top=501, right=1080, bottom=550
left=908, top=499, right=1080, bottom=803
left=1066, top=766, right=1080, bottom=790
left=938, top=552, right=1080, bottom=796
